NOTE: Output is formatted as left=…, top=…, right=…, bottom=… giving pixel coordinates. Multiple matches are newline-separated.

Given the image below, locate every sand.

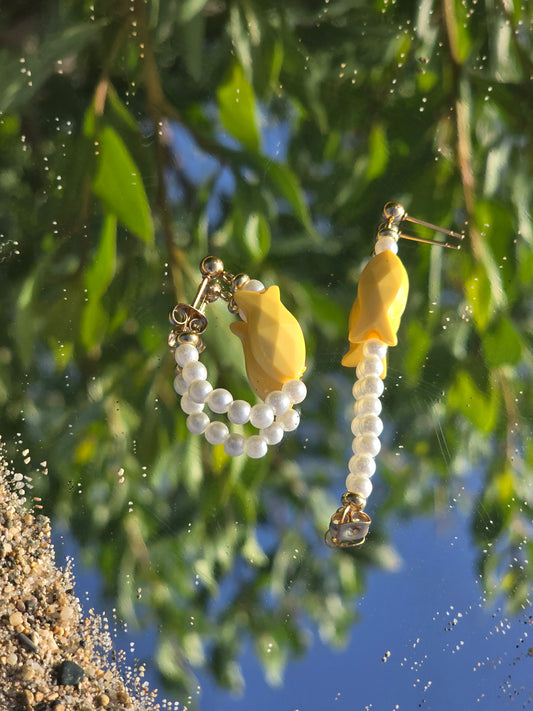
left=0, top=442, right=163, bottom=711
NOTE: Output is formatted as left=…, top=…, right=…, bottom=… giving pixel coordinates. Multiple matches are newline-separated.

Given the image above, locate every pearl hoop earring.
left=326, top=202, right=464, bottom=547
left=168, top=256, right=307, bottom=459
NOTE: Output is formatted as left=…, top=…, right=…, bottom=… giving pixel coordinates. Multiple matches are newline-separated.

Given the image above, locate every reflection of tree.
left=0, top=0, right=531, bottom=701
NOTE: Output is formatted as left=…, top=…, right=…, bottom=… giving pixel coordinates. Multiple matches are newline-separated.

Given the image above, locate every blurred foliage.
left=0, top=0, right=532, bottom=703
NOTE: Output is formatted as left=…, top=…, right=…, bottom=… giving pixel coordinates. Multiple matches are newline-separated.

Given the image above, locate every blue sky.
left=54, top=507, right=532, bottom=711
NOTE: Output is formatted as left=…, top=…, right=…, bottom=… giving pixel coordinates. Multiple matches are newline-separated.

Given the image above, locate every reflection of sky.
left=198, top=514, right=532, bottom=710
left=54, top=510, right=532, bottom=711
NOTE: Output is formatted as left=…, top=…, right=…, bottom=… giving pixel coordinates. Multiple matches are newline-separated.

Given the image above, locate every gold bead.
left=227, top=298, right=240, bottom=314
left=232, top=273, right=250, bottom=291
left=200, top=256, right=224, bottom=278
left=382, top=201, right=405, bottom=221
left=205, top=282, right=222, bottom=302
left=177, top=332, right=203, bottom=348
left=168, top=331, right=179, bottom=348
left=342, top=491, right=366, bottom=509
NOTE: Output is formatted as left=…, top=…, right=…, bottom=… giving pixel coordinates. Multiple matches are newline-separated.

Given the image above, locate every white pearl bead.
left=242, top=279, right=265, bottom=292
left=352, top=434, right=381, bottom=458
left=260, top=423, right=284, bottom=445
left=362, top=338, right=388, bottom=360
left=182, top=360, right=208, bottom=385
left=265, top=390, right=291, bottom=416
left=173, top=373, right=188, bottom=396
left=351, top=414, right=383, bottom=437
left=224, top=433, right=245, bottom=457
left=204, top=421, right=229, bottom=445
left=354, top=396, right=382, bottom=417
left=356, top=354, right=384, bottom=379
left=345, top=473, right=373, bottom=498
left=180, top=393, right=205, bottom=415
left=351, top=417, right=362, bottom=437
left=227, top=399, right=251, bottom=425
left=348, top=454, right=376, bottom=477
left=238, top=280, right=267, bottom=319
left=282, top=379, right=307, bottom=404
left=277, top=408, right=300, bottom=432
left=174, top=343, right=199, bottom=367
left=352, top=374, right=384, bottom=400
left=188, top=379, right=213, bottom=404
left=374, top=236, right=398, bottom=255
left=206, top=388, right=233, bottom=414
left=250, top=403, right=275, bottom=429
left=186, top=412, right=210, bottom=434
left=245, top=435, right=268, bottom=459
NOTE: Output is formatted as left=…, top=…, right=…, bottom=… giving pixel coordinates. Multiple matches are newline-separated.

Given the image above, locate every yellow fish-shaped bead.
left=341, top=249, right=409, bottom=376
left=230, top=285, right=306, bottom=400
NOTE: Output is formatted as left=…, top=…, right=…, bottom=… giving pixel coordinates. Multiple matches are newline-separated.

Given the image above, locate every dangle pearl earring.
left=169, top=256, right=307, bottom=459
left=326, top=202, right=463, bottom=547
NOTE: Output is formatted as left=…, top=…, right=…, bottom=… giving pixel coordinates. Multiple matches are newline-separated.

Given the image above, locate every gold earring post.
left=382, top=201, right=465, bottom=250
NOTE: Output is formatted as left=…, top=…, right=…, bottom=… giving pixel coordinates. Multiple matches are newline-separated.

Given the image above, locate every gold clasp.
left=381, top=201, right=464, bottom=250
left=325, top=492, right=372, bottom=548
left=168, top=256, right=250, bottom=351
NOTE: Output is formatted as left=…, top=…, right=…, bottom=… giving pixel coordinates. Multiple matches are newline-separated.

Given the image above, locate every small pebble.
left=22, top=688, right=34, bottom=703
left=56, top=659, right=85, bottom=685
left=16, top=632, right=38, bottom=653
left=21, top=662, right=34, bottom=680
left=9, top=611, right=24, bottom=627
left=95, top=692, right=110, bottom=707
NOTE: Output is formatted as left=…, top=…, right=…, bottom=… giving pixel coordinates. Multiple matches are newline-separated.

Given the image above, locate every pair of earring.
left=168, top=202, right=463, bottom=547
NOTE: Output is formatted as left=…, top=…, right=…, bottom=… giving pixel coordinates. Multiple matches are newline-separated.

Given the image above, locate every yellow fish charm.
left=341, top=249, right=409, bottom=376
left=230, top=285, right=306, bottom=400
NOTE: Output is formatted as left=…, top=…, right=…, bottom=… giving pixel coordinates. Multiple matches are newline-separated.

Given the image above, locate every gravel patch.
left=0, top=443, right=163, bottom=711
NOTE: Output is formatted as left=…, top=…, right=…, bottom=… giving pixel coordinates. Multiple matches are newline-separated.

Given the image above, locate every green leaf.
left=85, top=213, right=117, bottom=300
left=194, top=558, right=218, bottom=593
left=14, top=272, right=39, bottom=366
left=259, top=159, right=320, bottom=242
left=80, top=300, right=107, bottom=353
left=92, top=126, right=154, bottom=243
left=217, top=62, right=260, bottom=152
left=182, top=632, right=206, bottom=666
left=445, top=0, right=472, bottom=64
left=243, top=212, right=271, bottom=260
left=447, top=370, right=499, bottom=434
left=465, top=266, right=493, bottom=332
left=81, top=213, right=117, bottom=350
left=107, top=85, right=139, bottom=132
left=366, top=124, right=388, bottom=181
left=472, top=494, right=508, bottom=543
left=404, top=320, right=432, bottom=383
left=182, top=10, right=205, bottom=81
left=178, top=0, right=210, bottom=23
left=241, top=534, right=268, bottom=567
left=472, top=467, right=513, bottom=543
left=256, top=632, right=287, bottom=687
left=482, top=317, right=522, bottom=368
left=268, top=39, right=284, bottom=92
left=518, top=243, right=533, bottom=285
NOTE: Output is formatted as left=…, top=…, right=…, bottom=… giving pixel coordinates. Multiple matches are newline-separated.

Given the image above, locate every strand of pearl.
left=173, top=342, right=307, bottom=459
left=345, top=338, right=388, bottom=502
